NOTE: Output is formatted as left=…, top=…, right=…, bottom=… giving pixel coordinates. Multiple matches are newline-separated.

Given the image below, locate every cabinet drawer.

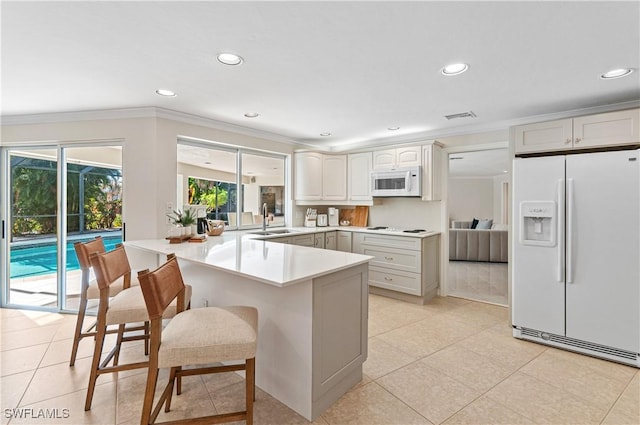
left=352, top=232, right=421, bottom=251
left=360, top=245, right=421, bottom=273
left=369, top=266, right=421, bottom=296
left=290, top=234, right=315, bottom=247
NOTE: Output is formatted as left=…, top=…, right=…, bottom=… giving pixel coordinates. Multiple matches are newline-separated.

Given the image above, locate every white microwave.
left=370, top=166, right=421, bottom=197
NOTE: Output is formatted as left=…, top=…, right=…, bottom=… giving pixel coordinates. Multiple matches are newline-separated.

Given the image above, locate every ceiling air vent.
left=444, top=111, right=477, bottom=120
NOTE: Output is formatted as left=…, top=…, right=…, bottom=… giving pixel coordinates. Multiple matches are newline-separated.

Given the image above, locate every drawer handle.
left=384, top=277, right=393, bottom=281
left=565, top=138, right=572, bottom=144
left=384, top=256, right=394, bottom=260
left=574, top=137, right=581, bottom=144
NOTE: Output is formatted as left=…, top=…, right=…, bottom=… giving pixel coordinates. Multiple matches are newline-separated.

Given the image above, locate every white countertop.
left=264, top=226, right=440, bottom=239
left=125, top=232, right=372, bottom=288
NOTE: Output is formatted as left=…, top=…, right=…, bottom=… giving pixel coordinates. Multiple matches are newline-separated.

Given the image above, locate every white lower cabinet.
left=291, top=233, right=316, bottom=247
left=336, top=231, right=352, bottom=252
left=352, top=232, right=439, bottom=302
left=324, top=231, right=337, bottom=250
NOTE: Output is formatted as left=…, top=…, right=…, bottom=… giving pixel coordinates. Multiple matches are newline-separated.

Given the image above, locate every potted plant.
left=167, top=209, right=197, bottom=236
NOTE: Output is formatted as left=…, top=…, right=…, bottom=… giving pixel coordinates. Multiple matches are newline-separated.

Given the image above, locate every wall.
left=447, top=178, right=494, bottom=224
left=493, top=173, right=510, bottom=224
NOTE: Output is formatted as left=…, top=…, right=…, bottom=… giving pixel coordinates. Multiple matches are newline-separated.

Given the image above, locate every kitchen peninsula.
left=124, top=232, right=371, bottom=421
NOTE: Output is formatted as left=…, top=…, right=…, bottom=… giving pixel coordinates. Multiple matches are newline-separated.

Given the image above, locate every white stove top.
left=366, top=226, right=431, bottom=234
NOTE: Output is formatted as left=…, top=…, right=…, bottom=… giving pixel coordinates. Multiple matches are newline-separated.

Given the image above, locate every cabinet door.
left=348, top=152, right=372, bottom=201
left=422, top=144, right=442, bottom=201
left=324, top=232, right=337, bottom=250
left=514, top=119, right=573, bottom=154
left=294, top=152, right=323, bottom=200
left=322, top=155, right=347, bottom=200
left=395, top=146, right=422, bottom=167
left=573, top=109, right=640, bottom=149
left=314, top=233, right=325, bottom=249
left=372, top=149, right=396, bottom=168
left=336, top=231, right=352, bottom=252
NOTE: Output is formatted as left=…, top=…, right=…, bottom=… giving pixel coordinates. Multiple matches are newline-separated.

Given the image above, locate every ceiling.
left=2, top=1, right=639, bottom=152
left=449, top=148, right=509, bottom=178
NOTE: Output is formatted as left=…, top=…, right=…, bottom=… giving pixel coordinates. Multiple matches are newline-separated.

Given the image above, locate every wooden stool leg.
left=85, top=313, right=107, bottom=411
left=176, top=366, right=182, bottom=395
left=70, top=292, right=89, bottom=366
left=112, top=324, right=126, bottom=366
left=246, top=358, right=255, bottom=425
left=140, top=364, right=160, bottom=425
left=144, top=321, right=150, bottom=355
left=164, top=367, right=178, bottom=413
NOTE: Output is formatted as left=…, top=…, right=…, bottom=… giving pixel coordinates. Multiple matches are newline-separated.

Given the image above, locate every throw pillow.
left=476, top=219, right=493, bottom=229
left=470, top=218, right=479, bottom=229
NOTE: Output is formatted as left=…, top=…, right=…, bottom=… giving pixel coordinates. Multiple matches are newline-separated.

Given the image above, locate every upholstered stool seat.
left=86, top=274, right=138, bottom=299
left=158, top=306, right=257, bottom=368
left=105, top=284, right=192, bottom=326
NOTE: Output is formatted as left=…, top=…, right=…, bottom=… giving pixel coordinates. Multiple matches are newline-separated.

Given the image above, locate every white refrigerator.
left=512, top=149, right=639, bottom=367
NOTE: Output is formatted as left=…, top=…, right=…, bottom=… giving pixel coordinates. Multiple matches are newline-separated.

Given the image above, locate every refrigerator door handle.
left=557, top=179, right=565, bottom=283
left=566, top=178, right=574, bottom=283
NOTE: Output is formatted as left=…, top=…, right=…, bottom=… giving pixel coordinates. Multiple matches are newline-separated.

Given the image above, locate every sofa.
left=449, top=220, right=508, bottom=263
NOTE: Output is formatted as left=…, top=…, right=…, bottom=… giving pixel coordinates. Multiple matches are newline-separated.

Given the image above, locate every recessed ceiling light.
left=441, top=63, right=469, bottom=76
left=155, top=89, right=176, bottom=97
left=600, top=68, right=633, bottom=79
left=388, top=127, right=400, bottom=131
left=217, top=53, right=243, bottom=66
left=244, top=112, right=259, bottom=118
left=320, top=132, right=332, bottom=137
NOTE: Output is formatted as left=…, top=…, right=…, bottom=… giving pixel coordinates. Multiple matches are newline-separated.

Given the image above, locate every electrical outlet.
left=166, top=202, right=173, bottom=211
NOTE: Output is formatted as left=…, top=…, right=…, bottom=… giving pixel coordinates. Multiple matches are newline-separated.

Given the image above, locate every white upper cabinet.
left=514, top=118, right=574, bottom=154
left=322, top=155, right=347, bottom=200
left=294, top=152, right=323, bottom=200
left=373, top=145, right=421, bottom=168
left=422, top=143, right=442, bottom=201
left=574, top=109, right=640, bottom=149
left=347, top=152, right=372, bottom=201
left=294, top=152, right=346, bottom=201
left=514, top=109, right=639, bottom=154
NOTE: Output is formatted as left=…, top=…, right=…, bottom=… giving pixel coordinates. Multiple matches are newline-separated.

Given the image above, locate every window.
left=177, top=140, right=286, bottom=229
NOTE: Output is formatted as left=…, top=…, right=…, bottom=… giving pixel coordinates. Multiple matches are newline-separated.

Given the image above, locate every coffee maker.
left=197, top=217, right=209, bottom=234
left=185, top=205, right=209, bottom=234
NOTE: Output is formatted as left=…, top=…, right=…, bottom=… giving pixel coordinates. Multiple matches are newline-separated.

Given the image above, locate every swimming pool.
left=10, top=235, right=122, bottom=279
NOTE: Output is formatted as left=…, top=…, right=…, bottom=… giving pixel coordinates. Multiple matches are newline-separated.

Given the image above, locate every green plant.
left=167, top=209, right=196, bottom=226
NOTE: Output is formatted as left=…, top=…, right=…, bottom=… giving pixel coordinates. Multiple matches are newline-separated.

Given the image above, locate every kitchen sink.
left=248, top=229, right=294, bottom=236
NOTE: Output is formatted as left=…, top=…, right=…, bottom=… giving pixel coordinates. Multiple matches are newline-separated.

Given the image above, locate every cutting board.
left=352, top=206, right=369, bottom=227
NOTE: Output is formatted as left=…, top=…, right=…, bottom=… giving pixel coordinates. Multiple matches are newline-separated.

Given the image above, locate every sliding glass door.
left=1, top=144, right=123, bottom=311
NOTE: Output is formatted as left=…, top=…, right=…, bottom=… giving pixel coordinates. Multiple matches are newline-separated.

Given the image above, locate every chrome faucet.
left=262, top=203, right=268, bottom=231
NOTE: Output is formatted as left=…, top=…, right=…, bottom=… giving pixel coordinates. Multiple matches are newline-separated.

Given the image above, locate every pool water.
left=10, top=236, right=122, bottom=279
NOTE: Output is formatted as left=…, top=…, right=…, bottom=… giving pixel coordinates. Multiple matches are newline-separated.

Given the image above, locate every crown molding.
left=2, top=100, right=638, bottom=152
left=0, top=106, right=308, bottom=148
left=324, top=99, right=640, bottom=152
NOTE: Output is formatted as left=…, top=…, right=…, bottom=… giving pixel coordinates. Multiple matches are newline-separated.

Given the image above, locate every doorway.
left=446, top=148, right=509, bottom=306
left=1, top=144, right=123, bottom=311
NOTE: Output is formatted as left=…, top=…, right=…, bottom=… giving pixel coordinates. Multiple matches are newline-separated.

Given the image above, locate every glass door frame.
left=0, top=140, right=123, bottom=312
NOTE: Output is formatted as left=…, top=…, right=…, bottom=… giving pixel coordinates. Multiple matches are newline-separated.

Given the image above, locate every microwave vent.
left=444, top=111, right=477, bottom=120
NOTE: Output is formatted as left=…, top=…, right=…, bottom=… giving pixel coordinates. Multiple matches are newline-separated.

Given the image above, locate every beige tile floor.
left=1, top=295, right=638, bottom=425
left=447, top=261, right=508, bottom=306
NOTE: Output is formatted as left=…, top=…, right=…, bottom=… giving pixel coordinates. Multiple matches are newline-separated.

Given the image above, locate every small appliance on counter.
left=317, top=214, right=328, bottom=227
left=328, top=207, right=339, bottom=226
left=304, top=208, right=317, bottom=227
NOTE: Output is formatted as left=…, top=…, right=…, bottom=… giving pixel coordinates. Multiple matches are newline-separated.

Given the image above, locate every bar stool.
left=137, top=254, right=257, bottom=425
left=69, top=236, right=147, bottom=367
left=85, top=245, right=192, bottom=411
